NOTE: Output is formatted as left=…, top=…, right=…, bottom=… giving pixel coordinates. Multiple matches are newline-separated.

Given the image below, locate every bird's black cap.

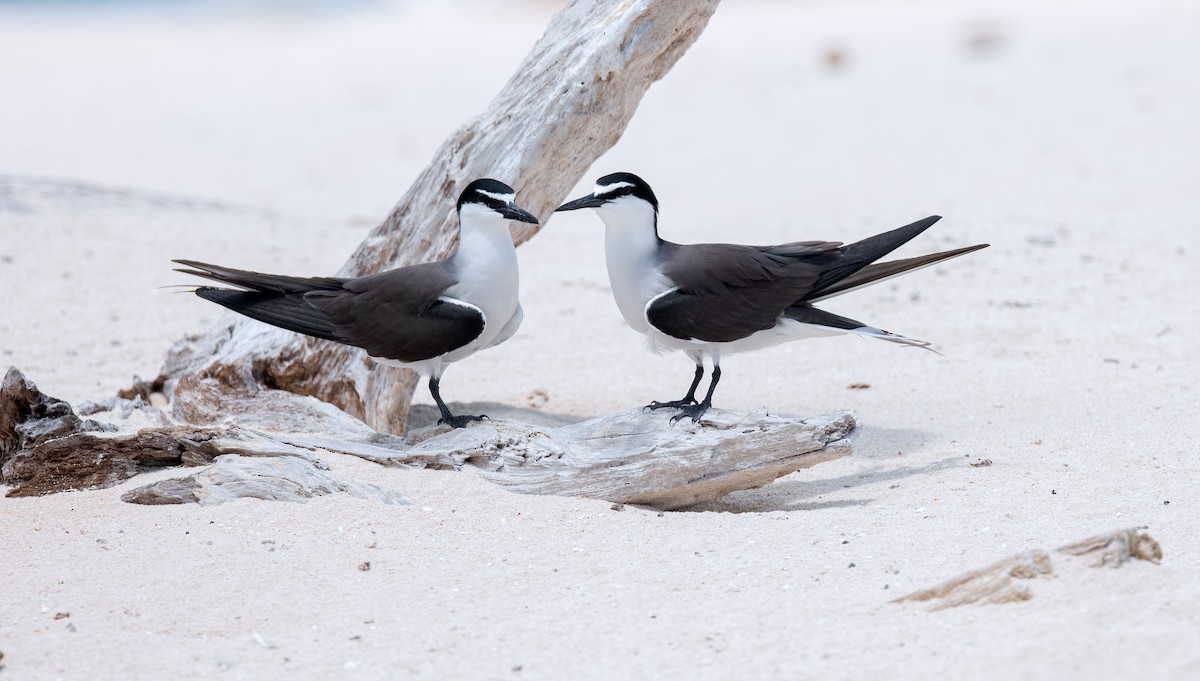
left=556, top=172, right=659, bottom=212
left=458, top=178, right=538, bottom=224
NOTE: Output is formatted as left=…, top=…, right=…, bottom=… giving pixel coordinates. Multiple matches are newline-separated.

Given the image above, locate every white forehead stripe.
left=476, top=189, right=515, bottom=202
left=594, top=181, right=633, bottom=196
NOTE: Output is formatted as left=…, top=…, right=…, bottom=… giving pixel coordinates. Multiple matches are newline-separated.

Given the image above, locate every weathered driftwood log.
left=160, top=0, right=721, bottom=434
left=0, top=366, right=190, bottom=497
left=404, top=408, right=856, bottom=510
left=122, top=455, right=411, bottom=507
left=893, top=528, right=1163, bottom=610
left=1, top=367, right=441, bottom=498
left=1, top=371, right=338, bottom=498
left=122, top=409, right=853, bottom=509
left=3, top=367, right=853, bottom=509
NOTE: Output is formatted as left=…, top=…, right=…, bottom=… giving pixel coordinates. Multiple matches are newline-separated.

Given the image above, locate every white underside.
left=642, top=317, right=914, bottom=365
left=604, top=220, right=670, bottom=335
left=371, top=354, right=443, bottom=378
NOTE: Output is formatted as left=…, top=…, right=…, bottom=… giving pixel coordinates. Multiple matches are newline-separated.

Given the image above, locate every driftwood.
left=0, top=366, right=194, bottom=496
left=408, top=408, right=855, bottom=510
left=893, top=528, right=1162, bottom=610
left=121, top=455, right=411, bottom=507
left=1, top=367, right=448, bottom=498
left=2, top=367, right=853, bottom=509
left=893, top=550, right=1054, bottom=610
left=159, top=0, right=721, bottom=435
left=1057, top=527, right=1163, bottom=567
left=120, top=409, right=853, bottom=509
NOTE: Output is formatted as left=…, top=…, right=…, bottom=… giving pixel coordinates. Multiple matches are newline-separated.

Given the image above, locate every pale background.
left=1, top=0, right=1197, bottom=678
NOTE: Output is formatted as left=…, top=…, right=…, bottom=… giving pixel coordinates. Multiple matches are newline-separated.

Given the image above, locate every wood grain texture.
left=415, top=408, right=855, bottom=510
left=4, top=367, right=852, bottom=510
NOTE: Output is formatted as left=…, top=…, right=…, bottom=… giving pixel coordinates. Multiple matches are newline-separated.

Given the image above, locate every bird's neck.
left=453, top=214, right=519, bottom=304
left=600, top=202, right=667, bottom=255
left=599, top=208, right=664, bottom=333
left=600, top=206, right=661, bottom=264
left=456, top=215, right=517, bottom=264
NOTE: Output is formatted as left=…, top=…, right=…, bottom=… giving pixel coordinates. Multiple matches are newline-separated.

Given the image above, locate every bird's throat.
left=602, top=215, right=665, bottom=335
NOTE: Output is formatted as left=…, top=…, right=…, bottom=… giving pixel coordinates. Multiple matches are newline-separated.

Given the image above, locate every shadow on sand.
left=683, top=424, right=959, bottom=513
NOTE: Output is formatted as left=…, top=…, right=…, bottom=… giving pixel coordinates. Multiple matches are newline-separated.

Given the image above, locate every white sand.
left=2, top=0, right=1198, bottom=678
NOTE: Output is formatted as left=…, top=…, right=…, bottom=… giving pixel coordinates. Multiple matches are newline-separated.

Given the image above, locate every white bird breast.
left=596, top=198, right=670, bottom=335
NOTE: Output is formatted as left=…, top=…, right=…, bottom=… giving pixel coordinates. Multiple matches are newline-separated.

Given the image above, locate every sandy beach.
left=2, top=0, right=1198, bottom=678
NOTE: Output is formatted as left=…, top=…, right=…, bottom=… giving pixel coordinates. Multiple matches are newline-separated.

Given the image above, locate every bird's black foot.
left=438, top=413, right=489, bottom=429
left=644, top=398, right=697, bottom=412
left=669, top=401, right=712, bottom=424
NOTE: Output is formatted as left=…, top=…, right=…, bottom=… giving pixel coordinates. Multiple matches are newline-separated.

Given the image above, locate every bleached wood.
left=403, top=408, right=856, bottom=510
left=892, top=550, right=1053, bottom=611
left=122, top=454, right=412, bottom=506
left=5, top=367, right=853, bottom=509
left=160, top=0, right=721, bottom=434
left=1057, top=527, right=1163, bottom=567
left=119, top=411, right=855, bottom=509
left=894, top=528, right=1163, bottom=610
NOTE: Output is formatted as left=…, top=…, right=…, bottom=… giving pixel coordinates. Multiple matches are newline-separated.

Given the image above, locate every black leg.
left=671, top=365, right=721, bottom=423
left=645, top=363, right=704, bottom=411
left=429, top=377, right=487, bottom=428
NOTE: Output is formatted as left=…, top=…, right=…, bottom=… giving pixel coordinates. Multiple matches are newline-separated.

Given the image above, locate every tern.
left=176, top=178, right=538, bottom=428
left=556, top=172, right=987, bottom=422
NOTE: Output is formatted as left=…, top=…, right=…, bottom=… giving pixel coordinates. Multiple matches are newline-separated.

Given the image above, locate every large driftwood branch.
left=405, top=409, right=855, bottom=510
left=3, top=367, right=852, bottom=510
left=120, top=409, right=853, bottom=509
left=160, top=0, right=721, bottom=434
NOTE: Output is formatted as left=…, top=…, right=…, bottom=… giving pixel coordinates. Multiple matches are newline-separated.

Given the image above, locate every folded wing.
left=649, top=243, right=835, bottom=342
left=646, top=216, right=987, bottom=343
left=176, top=259, right=485, bottom=363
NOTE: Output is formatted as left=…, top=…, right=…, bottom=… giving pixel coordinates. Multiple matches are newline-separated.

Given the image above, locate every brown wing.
left=304, top=261, right=485, bottom=362
left=803, top=215, right=943, bottom=299
left=179, top=259, right=351, bottom=342
left=646, top=215, right=961, bottom=343
left=648, top=243, right=836, bottom=342
left=173, top=259, right=347, bottom=293
left=807, top=243, right=989, bottom=302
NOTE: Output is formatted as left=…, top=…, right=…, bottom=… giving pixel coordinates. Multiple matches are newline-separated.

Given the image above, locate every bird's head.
left=555, top=172, right=659, bottom=226
left=457, top=179, right=539, bottom=226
